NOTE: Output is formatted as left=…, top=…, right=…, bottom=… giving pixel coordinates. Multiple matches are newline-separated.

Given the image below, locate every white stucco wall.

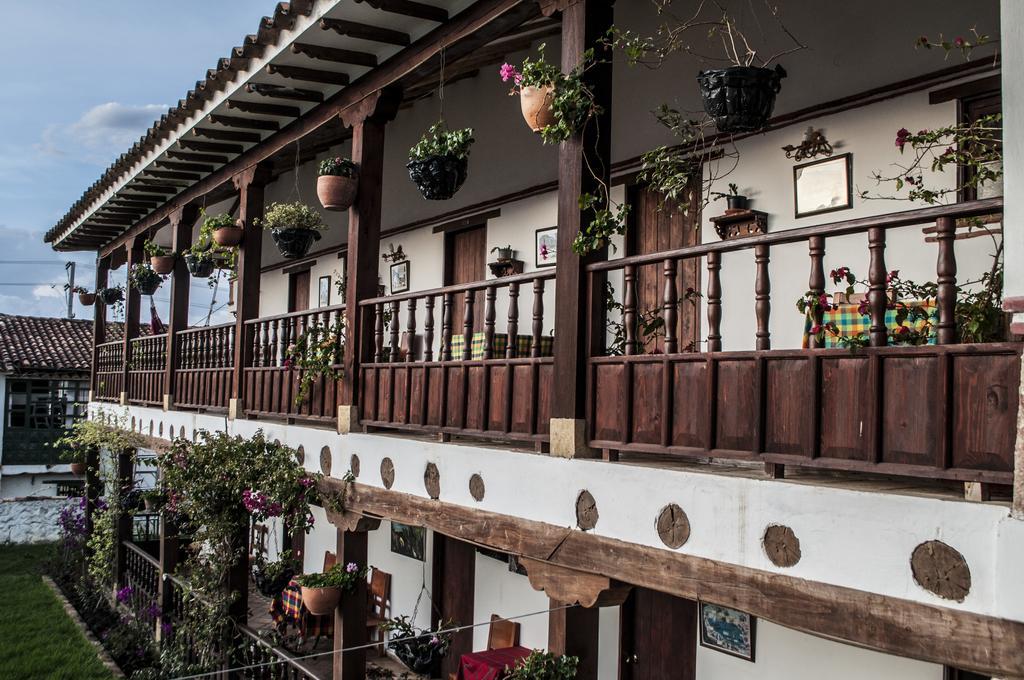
left=0, top=467, right=79, bottom=499
left=0, top=496, right=73, bottom=544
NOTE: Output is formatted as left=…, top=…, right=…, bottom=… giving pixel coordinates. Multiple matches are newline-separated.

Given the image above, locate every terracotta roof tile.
left=0, top=314, right=146, bottom=373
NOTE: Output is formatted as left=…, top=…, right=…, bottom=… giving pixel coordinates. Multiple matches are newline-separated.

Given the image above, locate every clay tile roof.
left=0, top=314, right=147, bottom=373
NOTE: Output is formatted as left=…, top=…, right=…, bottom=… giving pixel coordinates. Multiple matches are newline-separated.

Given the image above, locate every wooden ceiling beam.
left=153, top=161, right=216, bottom=173
left=226, top=99, right=301, bottom=118
left=166, top=150, right=230, bottom=164
left=179, top=138, right=245, bottom=154
left=102, top=206, right=149, bottom=215
left=110, top=198, right=160, bottom=208
left=208, top=114, right=280, bottom=131
left=193, top=127, right=263, bottom=144
left=319, top=17, right=410, bottom=46
left=246, top=83, right=324, bottom=103
left=128, top=181, right=179, bottom=193
left=291, top=42, right=377, bottom=68
left=266, top=64, right=350, bottom=86
left=145, top=170, right=202, bottom=181
left=360, top=0, right=449, bottom=22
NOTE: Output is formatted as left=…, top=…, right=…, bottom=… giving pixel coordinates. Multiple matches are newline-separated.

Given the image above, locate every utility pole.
left=65, top=261, right=75, bottom=319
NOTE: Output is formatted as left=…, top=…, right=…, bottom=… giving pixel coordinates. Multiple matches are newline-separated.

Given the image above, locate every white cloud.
left=35, top=102, right=166, bottom=158
left=33, top=283, right=65, bottom=299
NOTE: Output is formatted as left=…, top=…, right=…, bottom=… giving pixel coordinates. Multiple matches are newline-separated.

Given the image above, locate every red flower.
left=953, top=37, right=966, bottom=48
left=895, top=128, right=910, bottom=151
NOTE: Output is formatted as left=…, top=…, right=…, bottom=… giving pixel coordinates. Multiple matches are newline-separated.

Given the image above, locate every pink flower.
left=953, top=37, right=966, bottom=48
left=895, top=127, right=910, bottom=151
left=499, top=63, right=519, bottom=83
left=346, top=562, right=359, bottom=573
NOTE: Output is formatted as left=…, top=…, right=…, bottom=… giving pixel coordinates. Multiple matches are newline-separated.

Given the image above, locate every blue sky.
left=0, top=1, right=273, bottom=320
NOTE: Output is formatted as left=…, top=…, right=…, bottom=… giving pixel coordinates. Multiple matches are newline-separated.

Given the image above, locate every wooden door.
left=288, top=270, right=310, bottom=313
left=628, top=185, right=702, bottom=353
left=444, top=225, right=487, bottom=334
left=619, top=588, right=697, bottom=680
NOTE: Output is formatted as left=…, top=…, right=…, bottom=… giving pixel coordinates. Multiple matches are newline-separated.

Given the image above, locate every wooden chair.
left=323, top=551, right=337, bottom=572
left=365, top=568, right=391, bottom=656
left=448, top=614, right=521, bottom=680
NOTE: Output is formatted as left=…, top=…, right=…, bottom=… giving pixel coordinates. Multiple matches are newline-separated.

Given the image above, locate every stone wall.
left=0, top=496, right=71, bottom=544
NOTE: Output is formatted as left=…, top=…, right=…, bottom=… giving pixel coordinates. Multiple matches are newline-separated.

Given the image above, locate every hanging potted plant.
left=382, top=616, right=457, bottom=675
left=183, top=251, right=216, bottom=279
left=500, top=47, right=560, bottom=133
left=61, top=446, right=87, bottom=476
left=66, top=285, right=95, bottom=306
left=294, top=561, right=367, bottom=616
left=259, top=201, right=327, bottom=259
left=183, top=212, right=238, bottom=279
left=317, top=156, right=359, bottom=211
left=202, top=210, right=244, bottom=247
left=98, top=285, right=124, bottom=305
left=407, top=122, right=475, bottom=201
left=252, top=550, right=300, bottom=598
left=144, top=239, right=175, bottom=275
left=507, top=651, right=579, bottom=680
left=491, top=245, right=515, bottom=262
left=140, top=489, right=164, bottom=512
left=129, top=263, right=163, bottom=295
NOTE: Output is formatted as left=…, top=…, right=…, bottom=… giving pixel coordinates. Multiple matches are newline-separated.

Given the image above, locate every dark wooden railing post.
left=707, top=251, right=722, bottom=352
left=340, top=88, right=401, bottom=433
left=867, top=227, right=888, bottom=347
left=754, top=244, right=771, bottom=351
left=230, top=163, right=271, bottom=418
left=935, top=216, right=957, bottom=344
left=424, top=295, right=436, bottom=362
left=90, top=257, right=110, bottom=399
left=483, top=285, right=496, bottom=360
left=390, top=301, right=401, bottom=362
left=807, top=236, right=826, bottom=349
left=406, top=298, right=417, bottom=359
left=333, top=525, right=371, bottom=680
left=163, top=205, right=198, bottom=411
left=549, top=0, right=614, bottom=457
left=531, top=278, right=544, bottom=358
left=121, top=238, right=144, bottom=404
left=462, top=292, right=475, bottom=361
left=112, top=449, right=134, bottom=595
left=623, top=264, right=638, bottom=355
left=442, top=292, right=454, bottom=361
left=663, top=259, right=679, bottom=354
left=506, top=282, right=520, bottom=359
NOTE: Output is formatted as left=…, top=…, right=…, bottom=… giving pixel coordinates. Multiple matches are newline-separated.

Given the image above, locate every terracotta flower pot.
left=78, top=293, right=96, bottom=306
left=301, top=586, right=341, bottom=616
left=150, top=255, right=175, bottom=275
left=317, top=174, right=358, bottom=211
left=70, top=462, right=86, bottom=476
left=213, top=225, right=244, bottom=247
left=520, top=84, right=557, bottom=132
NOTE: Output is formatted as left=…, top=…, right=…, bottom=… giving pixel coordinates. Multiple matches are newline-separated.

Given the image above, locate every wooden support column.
left=156, top=486, right=180, bottom=642
left=163, top=205, right=199, bottom=410
left=90, top=257, right=110, bottom=398
left=549, top=601, right=600, bottom=680
left=226, top=522, right=250, bottom=623
left=121, top=239, right=144, bottom=405
left=333, top=528, right=370, bottom=680
left=112, top=449, right=134, bottom=592
left=548, top=0, right=614, bottom=458
left=229, top=164, right=271, bottom=419
left=338, top=88, right=401, bottom=434
left=432, top=533, right=476, bottom=680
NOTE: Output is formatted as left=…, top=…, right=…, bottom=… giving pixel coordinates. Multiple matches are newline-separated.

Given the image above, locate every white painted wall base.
left=0, top=496, right=73, bottom=544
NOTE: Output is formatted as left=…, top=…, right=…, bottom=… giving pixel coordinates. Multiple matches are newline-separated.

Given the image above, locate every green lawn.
left=0, top=544, right=114, bottom=680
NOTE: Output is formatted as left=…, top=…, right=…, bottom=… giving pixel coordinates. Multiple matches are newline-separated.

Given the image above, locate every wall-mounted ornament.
left=710, top=209, right=768, bottom=241
left=782, top=127, right=834, bottom=161
left=382, top=243, right=407, bottom=263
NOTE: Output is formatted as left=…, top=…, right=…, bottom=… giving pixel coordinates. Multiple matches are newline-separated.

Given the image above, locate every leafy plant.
left=183, top=210, right=239, bottom=277
left=55, top=409, right=145, bottom=456
left=604, top=280, right=702, bottom=354
left=143, top=239, right=168, bottom=258
left=283, top=316, right=345, bottom=405
left=382, top=615, right=457, bottom=673
left=710, top=182, right=741, bottom=200
left=319, top=156, right=359, bottom=177
left=409, top=122, right=475, bottom=161
left=295, top=562, right=367, bottom=589
left=64, top=284, right=90, bottom=295
left=128, top=263, right=163, bottom=291
left=258, top=201, right=326, bottom=232
left=915, top=28, right=995, bottom=61
left=506, top=651, right=578, bottom=680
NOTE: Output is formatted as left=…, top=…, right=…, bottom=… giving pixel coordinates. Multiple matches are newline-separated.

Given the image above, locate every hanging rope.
left=291, top=138, right=303, bottom=202
left=438, top=45, right=446, bottom=123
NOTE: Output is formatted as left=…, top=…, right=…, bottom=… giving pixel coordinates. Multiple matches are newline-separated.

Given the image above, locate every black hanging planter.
left=99, top=288, right=124, bottom=305
left=184, top=253, right=216, bottom=279
left=697, top=65, right=786, bottom=133
left=134, top=272, right=162, bottom=296
left=271, top=227, right=321, bottom=259
left=407, top=154, right=468, bottom=201
left=390, top=636, right=447, bottom=675
left=252, top=565, right=296, bottom=598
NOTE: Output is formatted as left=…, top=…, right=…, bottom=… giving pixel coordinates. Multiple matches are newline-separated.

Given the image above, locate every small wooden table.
left=456, top=646, right=532, bottom=680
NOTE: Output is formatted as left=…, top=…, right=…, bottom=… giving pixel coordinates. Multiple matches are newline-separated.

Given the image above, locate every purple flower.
left=161, top=622, right=174, bottom=636
left=299, top=477, right=315, bottom=488
left=430, top=636, right=441, bottom=646
left=499, top=63, right=519, bottom=83
left=345, top=562, right=359, bottom=573
left=116, top=586, right=134, bottom=604
left=895, top=127, right=910, bottom=151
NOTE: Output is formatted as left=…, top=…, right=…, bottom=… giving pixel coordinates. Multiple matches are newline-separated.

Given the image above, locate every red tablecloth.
left=457, top=646, right=532, bottom=680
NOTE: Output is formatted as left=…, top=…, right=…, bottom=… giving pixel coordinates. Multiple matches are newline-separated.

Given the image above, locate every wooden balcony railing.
left=243, top=304, right=346, bottom=422
left=95, top=340, right=124, bottom=402
left=236, top=624, right=326, bottom=680
left=357, top=270, right=556, bottom=444
left=174, top=323, right=235, bottom=411
left=127, top=334, right=167, bottom=406
left=122, top=540, right=160, bottom=621
left=585, top=197, right=1019, bottom=484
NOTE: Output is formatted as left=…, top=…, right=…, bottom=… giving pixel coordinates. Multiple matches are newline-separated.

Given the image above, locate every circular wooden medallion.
left=380, top=457, right=395, bottom=489
left=319, top=446, right=332, bottom=476
left=763, top=524, right=801, bottom=567
left=295, top=445, right=305, bottom=464
left=911, top=540, right=971, bottom=601
left=469, top=474, right=485, bottom=502
left=656, top=504, right=691, bottom=549
left=575, top=490, right=599, bottom=531
left=424, top=462, right=441, bottom=499
left=350, top=454, right=361, bottom=478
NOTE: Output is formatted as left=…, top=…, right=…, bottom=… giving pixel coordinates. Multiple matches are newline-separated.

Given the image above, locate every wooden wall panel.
left=882, top=356, right=939, bottom=466
left=426, top=366, right=445, bottom=427
left=511, top=365, right=535, bottom=434
left=630, top=362, right=664, bottom=445
left=764, top=358, right=813, bottom=456
left=487, top=365, right=508, bottom=432
left=537, top=363, right=553, bottom=435
left=446, top=366, right=465, bottom=429
left=715, top=360, right=757, bottom=452
left=392, top=366, right=409, bottom=425
left=409, top=368, right=426, bottom=426
left=593, top=364, right=624, bottom=442
left=820, top=356, right=871, bottom=461
left=670, top=361, right=707, bottom=449
left=952, top=353, right=1018, bottom=472
left=465, top=366, right=485, bottom=431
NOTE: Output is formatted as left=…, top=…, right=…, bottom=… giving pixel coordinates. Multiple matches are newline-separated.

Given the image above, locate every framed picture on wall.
left=535, top=226, right=557, bottom=267
left=390, top=522, right=425, bottom=561
left=699, top=602, right=756, bottom=662
left=793, top=152, right=853, bottom=218
left=318, top=275, right=330, bottom=307
left=390, top=260, right=410, bottom=294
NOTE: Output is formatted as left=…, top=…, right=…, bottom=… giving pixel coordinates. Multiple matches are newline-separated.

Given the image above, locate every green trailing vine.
left=408, top=122, right=475, bottom=161
left=284, top=316, right=346, bottom=405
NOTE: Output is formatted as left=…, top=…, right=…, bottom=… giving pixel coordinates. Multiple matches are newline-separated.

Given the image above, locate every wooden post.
left=333, top=528, right=369, bottom=680
left=754, top=244, right=771, bottom=351
left=432, top=534, right=476, bottom=680
left=83, top=446, right=101, bottom=553
left=935, top=216, right=957, bottom=345
left=156, top=490, right=180, bottom=642
left=339, top=88, right=401, bottom=433
left=112, top=449, right=134, bottom=593
left=548, top=600, right=600, bottom=680
left=121, top=239, right=144, bottom=404
left=549, top=0, right=614, bottom=458
left=90, top=257, right=110, bottom=398
left=163, top=205, right=199, bottom=410
left=807, top=237, right=826, bottom=349
left=226, top=522, right=250, bottom=624
left=229, top=164, right=271, bottom=418
left=867, top=227, right=888, bottom=347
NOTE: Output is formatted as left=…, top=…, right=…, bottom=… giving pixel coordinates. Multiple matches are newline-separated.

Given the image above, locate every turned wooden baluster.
left=423, top=295, right=435, bottom=362
left=663, top=259, right=679, bottom=354
left=200, top=328, right=210, bottom=368
left=441, top=293, right=454, bottom=361
left=755, top=244, right=771, bottom=351
left=405, top=298, right=417, bottom=360
left=483, top=285, right=496, bottom=360
left=707, top=251, right=723, bottom=352
left=867, top=227, right=888, bottom=347
left=389, top=301, right=401, bottom=362
left=935, top=216, right=957, bottom=344
left=623, top=264, right=639, bottom=355
left=807, top=236, right=826, bottom=349
left=462, top=290, right=475, bottom=361
left=180, top=335, right=190, bottom=370
left=506, top=282, right=520, bottom=359
left=272, top=319, right=282, bottom=367
left=374, top=302, right=385, bottom=362
left=531, top=277, right=544, bottom=358
left=226, top=327, right=234, bottom=368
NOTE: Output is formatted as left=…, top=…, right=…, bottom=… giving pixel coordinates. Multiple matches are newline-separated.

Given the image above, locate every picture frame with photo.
left=390, top=260, right=410, bottom=294
left=535, top=226, right=557, bottom=268
left=318, top=275, right=330, bottom=307
left=698, top=602, right=756, bottom=662
left=793, top=152, right=853, bottom=218
left=390, top=522, right=425, bottom=561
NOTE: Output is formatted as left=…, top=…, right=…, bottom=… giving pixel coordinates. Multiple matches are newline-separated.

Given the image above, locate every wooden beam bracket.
left=521, top=557, right=631, bottom=607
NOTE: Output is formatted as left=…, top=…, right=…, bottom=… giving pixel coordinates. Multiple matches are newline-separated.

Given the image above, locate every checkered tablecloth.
left=448, top=333, right=553, bottom=360
left=802, top=300, right=937, bottom=348
left=270, top=581, right=334, bottom=639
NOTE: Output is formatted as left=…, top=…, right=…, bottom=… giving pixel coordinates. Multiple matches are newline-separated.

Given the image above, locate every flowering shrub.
left=283, top=316, right=345, bottom=405
left=915, top=28, right=994, bottom=61
left=318, top=156, right=358, bottom=177
left=506, top=650, right=578, bottom=680
left=382, top=615, right=457, bottom=673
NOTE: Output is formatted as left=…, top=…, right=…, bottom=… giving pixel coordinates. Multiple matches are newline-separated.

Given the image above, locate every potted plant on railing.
left=258, top=201, right=327, bottom=259
left=61, top=446, right=87, bottom=476
left=294, top=561, right=367, bottom=616
left=382, top=615, right=457, bottom=675
left=66, top=284, right=95, bottom=306
left=711, top=183, right=748, bottom=211
left=507, top=651, right=579, bottom=680
left=144, top=239, right=175, bottom=275
left=407, top=122, right=475, bottom=201
left=317, top=156, right=359, bottom=211
left=129, top=263, right=164, bottom=295
left=139, top=489, right=164, bottom=512
left=252, top=550, right=300, bottom=598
